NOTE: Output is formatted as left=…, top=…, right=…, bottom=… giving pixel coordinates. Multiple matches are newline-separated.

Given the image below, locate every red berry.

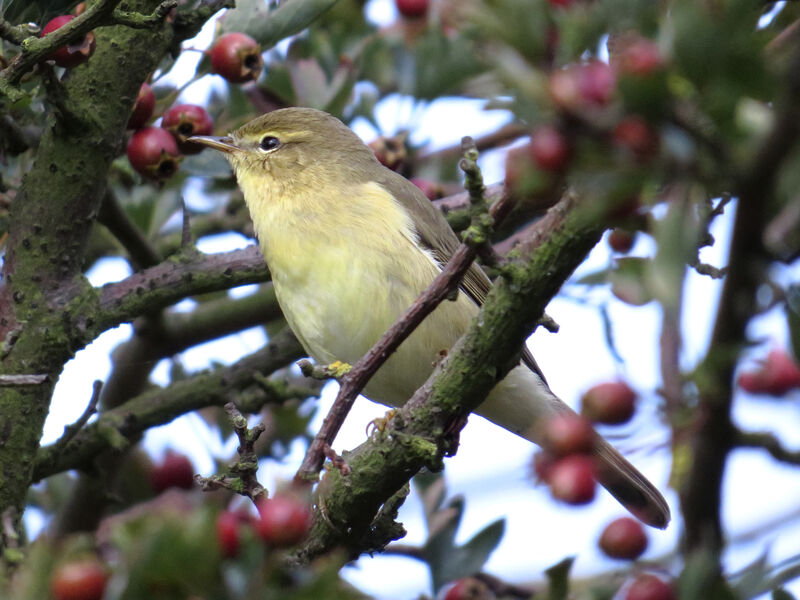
left=738, top=349, right=800, bottom=396
left=599, top=517, right=648, bottom=559
left=541, top=414, right=594, bottom=456
left=581, top=381, right=637, bottom=425
left=608, top=229, right=637, bottom=254
left=443, top=577, right=493, bottom=600
left=625, top=574, right=675, bottom=600
left=51, top=559, right=108, bottom=600
left=127, top=83, right=156, bottom=130
left=529, top=126, right=570, bottom=172
left=42, top=15, right=95, bottom=68
left=578, top=60, right=616, bottom=106
left=531, top=450, right=557, bottom=483
left=149, top=451, right=194, bottom=492
left=613, top=116, right=659, bottom=161
left=547, top=0, right=576, bottom=6
left=256, top=494, right=312, bottom=547
left=618, top=39, right=664, bottom=76
left=216, top=511, right=244, bottom=558
left=369, top=135, right=407, bottom=171
left=395, top=0, right=428, bottom=19
left=411, top=178, right=443, bottom=200
left=74, top=2, right=87, bottom=15
left=549, top=62, right=615, bottom=111
left=127, top=127, right=182, bottom=181
left=162, top=104, right=214, bottom=154
left=549, top=66, right=584, bottom=112
left=210, top=32, right=263, bottom=83
left=549, top=455, right=597, bottom=505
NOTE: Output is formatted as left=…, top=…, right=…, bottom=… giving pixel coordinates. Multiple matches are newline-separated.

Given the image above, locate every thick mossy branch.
left=0, top=0, right=236, bottom=542
left=92, top=245, right=270, bottom=337
left=296, top=193, right=604, bottom=561
left=32, top=328, right=309, bottom=481
left=2, top=0, right=124, bottom=86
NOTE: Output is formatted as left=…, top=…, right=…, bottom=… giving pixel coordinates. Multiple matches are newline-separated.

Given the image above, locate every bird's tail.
left=589, top=432, right=670, bottom=529
left=477, top=365, right=671, bottom=529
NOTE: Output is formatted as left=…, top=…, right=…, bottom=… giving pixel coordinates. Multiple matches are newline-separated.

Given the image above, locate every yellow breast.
left=237, top=173, right=477, bottom=406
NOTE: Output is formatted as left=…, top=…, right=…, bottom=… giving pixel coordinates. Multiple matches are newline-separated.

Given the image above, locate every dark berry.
left=599, top=517, right=648, bottom=559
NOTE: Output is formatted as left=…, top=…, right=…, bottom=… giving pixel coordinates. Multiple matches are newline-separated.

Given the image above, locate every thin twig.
left=54, top=380, right=102, bottom=451
left=294, top=138, right=514, bottom=482
left=195, top=402, right=268, bottom=503
left=735, top=429, right=800, bottom=465
left=0, top=18, right=28, bottom=45
left=111, top=0, right=177, bottom=29
left=98, top=189, right=162, bottom=269
left=415, top=122, right=527, bottom=165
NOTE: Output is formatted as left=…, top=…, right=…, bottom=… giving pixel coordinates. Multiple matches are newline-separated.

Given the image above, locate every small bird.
left=191, top=107, right=670, bottom=528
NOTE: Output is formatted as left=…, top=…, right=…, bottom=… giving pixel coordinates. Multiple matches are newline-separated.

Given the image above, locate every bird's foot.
left=366, top=409, right=398, bottom=437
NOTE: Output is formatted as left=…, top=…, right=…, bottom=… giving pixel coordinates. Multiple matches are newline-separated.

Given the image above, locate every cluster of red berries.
left=125, top=32, right=262, bottom=180
left=738, top=349, right=800, bottom=396
left=216, top=494, right=313, bottom=558
left=504, top=36, right=663, bottom=200
left=532, top=380, right=637, bottom=505
left=149, top=451, right=196, bottom=493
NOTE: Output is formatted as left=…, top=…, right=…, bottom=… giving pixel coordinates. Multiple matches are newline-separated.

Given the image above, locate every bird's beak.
left=188, top=135, right=239, bottom=153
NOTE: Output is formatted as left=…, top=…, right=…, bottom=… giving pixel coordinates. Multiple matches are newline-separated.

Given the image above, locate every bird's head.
left=190, top=107, right=380, bottom=189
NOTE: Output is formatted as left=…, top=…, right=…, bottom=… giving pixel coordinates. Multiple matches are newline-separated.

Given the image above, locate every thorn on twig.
left=54, top=380, right=102, bottom=451
left=180, top=197, right=193, bottom=248
left=195, top=402, right=267, bottom=504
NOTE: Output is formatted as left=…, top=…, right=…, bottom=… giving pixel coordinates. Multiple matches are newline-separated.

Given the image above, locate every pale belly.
left=269, top=235, right=478, bottom=407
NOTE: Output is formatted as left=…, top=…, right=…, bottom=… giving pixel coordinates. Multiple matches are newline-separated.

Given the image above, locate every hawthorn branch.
left=32, top=328, right=310, bottom=481
left=735, top=429, right=800, bottom=465
left=295, top=137, right=514, bottom=482
left=0, top=18, right=27, bottom=46
left=195, top=403, right=268, bottom=503
left=1, top=0, right=124, bottom=86
left=681, top=47, right=800, bottom=555
left=91, top=245, right=270, bottom=337
left=98, top=189, right=162, bottom=269
left=110, top=0, right=178, bottom=29
left=415, top=122, right=527, bottom=166
left=53, top=380, right=103, bottom=452
left=295, top=191, right=605, bottom=561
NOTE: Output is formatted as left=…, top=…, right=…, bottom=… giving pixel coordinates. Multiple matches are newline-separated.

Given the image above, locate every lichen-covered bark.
left=297, top=194, right=605, bottom=561
left=0, top=1, right=185, bottom=545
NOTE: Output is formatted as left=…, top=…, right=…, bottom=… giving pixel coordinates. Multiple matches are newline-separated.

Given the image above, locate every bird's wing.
left=379, top=171, right=549, bottom=385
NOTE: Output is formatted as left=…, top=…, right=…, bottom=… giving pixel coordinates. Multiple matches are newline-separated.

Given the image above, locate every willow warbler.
left=191, top=107, right=670, bottom=528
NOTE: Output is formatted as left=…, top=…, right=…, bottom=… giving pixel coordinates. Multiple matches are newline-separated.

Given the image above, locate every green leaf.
left=543, top=556, right=574, bottom=600
left=773, top=590, right=797, bottom=600
left=610, top=257, right=654, bottom=306
left=220, top=0, right=339, bottom=51
left=1, top=0, right=80, bottom=25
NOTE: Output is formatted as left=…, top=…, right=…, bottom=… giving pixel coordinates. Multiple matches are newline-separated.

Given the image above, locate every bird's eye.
left=259, top=136, right=280, bottom=151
